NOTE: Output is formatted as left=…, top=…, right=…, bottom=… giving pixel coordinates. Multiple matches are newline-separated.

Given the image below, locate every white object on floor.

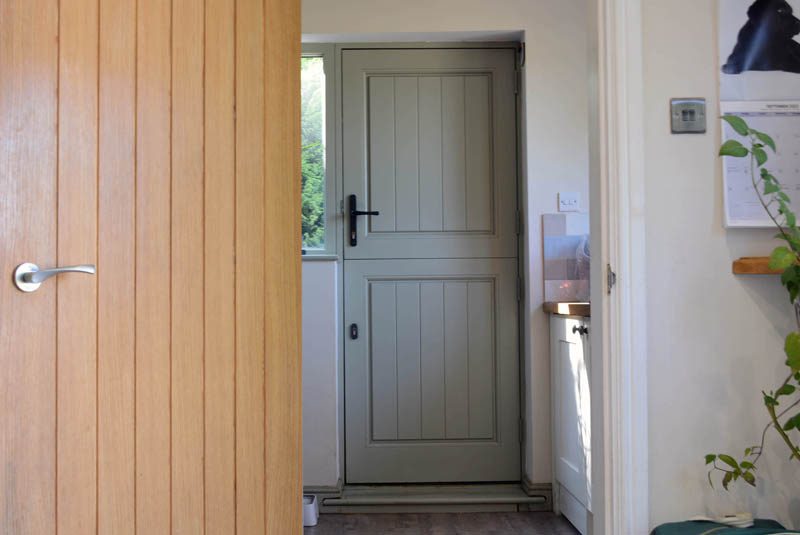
left=688, top=513, right=754, bottom=528
left=303, top=495, right=319, bottom=527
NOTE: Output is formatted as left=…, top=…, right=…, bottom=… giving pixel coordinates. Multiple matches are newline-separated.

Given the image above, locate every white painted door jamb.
left=592, top=0, right=649, bottom=534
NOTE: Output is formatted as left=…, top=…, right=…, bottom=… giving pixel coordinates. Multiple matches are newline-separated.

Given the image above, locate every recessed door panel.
left=345, top=259, right=519, bottom=483
left=343, top=49, right=517, bottom=259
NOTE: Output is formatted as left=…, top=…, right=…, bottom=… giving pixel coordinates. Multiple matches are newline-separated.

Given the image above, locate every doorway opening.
left=300, top=33, right=596, bottom=531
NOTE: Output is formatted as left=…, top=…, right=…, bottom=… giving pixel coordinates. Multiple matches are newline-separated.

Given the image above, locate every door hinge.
left=516, top=276, right=524, bottom=302
left=515, top=210, right=523, bottom=236
left=340, top=199, right=345, bottom=215
left=514, top=69, right=521, bottom=95
left=607, top=264, right=617, bottom=295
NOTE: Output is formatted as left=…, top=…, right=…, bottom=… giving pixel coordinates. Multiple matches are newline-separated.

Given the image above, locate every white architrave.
left=591, top=0, right=649, bottom=533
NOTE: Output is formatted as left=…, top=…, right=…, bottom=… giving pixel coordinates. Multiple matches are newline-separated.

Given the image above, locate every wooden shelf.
left=732, top=257, right=782, bottom=275
left=543, top=302, right=591, bottom=317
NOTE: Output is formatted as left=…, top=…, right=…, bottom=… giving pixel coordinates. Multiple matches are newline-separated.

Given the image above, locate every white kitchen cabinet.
left=550, top=314, right=591, bottom=535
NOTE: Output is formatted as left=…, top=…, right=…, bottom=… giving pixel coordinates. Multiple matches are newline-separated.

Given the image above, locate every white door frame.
left=591, top=0, right=649, bottom=534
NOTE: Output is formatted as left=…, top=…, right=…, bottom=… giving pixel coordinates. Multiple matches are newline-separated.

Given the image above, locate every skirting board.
left=520, top=477, right=553, bottom=512
left=303, top=478, right=344, bottom=501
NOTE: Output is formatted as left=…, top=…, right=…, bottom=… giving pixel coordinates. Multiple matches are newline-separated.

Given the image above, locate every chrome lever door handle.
left=14, top=262, right=96, bottom=292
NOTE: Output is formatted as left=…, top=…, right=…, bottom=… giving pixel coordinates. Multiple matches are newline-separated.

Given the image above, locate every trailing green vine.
left=705, top=115, right=800, bottom=490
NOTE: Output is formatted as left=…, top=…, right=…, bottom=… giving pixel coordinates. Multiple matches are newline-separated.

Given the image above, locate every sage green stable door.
left=342, top=48, right=520, bottom=483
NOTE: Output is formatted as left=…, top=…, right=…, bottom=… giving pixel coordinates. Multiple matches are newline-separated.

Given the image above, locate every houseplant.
left=705, top=115, right=800, bottom=490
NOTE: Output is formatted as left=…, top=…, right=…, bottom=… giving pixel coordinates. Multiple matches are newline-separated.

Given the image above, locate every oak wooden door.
left=0, top=1, right=302, bottom=533
left=342, top=48, right=520, bottom=483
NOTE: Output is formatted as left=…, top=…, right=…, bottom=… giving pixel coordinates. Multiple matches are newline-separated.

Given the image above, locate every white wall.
left=302, top=0, right=591, bottom=487
left=302, top=261, right=340, bottom=488
left=643, top=0, right=799, bottom=529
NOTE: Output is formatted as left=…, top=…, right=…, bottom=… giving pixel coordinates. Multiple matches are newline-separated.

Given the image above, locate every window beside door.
left=301, top=47, right=337, bottom=257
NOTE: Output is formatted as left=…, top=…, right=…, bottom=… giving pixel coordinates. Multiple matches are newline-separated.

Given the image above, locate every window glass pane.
left=301, top=56, right=326, bottom=251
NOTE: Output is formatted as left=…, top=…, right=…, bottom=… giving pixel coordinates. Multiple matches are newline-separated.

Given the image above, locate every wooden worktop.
left=543, top=302, right=591, bottom=317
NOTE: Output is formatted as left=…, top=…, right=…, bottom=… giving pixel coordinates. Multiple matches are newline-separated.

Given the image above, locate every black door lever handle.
left=349, top=194, right=379, bottom=247
left=352, top=209, right=380, bottom=217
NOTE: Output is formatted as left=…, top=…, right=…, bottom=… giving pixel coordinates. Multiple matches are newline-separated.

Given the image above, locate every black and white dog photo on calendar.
left=720, top=0, right=800, bottom=100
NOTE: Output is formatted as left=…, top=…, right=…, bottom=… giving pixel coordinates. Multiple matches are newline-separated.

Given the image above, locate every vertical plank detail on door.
left=418, top=78, right=443, bottom=232
left=368, top=77, right=396, bottom=232
left=204, top=0, right=236, bottom=533
left=136, top=0, right=172, bottom=531
left=263, top=0, right=303, bottom=530
left=171, top=0, right=205, bottom=532
left=443, top=281, right=469, bottom=438
left=419, top=282, right=446, bottom=439
left=0, top=1, right=58, bottom=533
left=370, top=282, right=398, bottom=440
left=235, top=0, right=266, bottom=531
left=464, top=76, right=493, bottom=232
left=467, top=281, right=494, bottom=439
left=441, top=77, right=466, bottom=232
left=98, top=0, right=136, bottom=531
left=57, top=0, right=99, bottom=532
left=394, top=78, right=419, bottom=232
left=396, top=282, right=422, bottom=439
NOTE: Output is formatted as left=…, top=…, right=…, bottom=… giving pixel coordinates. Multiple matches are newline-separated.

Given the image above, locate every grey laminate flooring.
left=304, top=512, right=579, bottom=534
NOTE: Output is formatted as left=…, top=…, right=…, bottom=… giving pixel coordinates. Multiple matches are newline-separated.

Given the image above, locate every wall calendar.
left=722, top=101, right=800, bottom=228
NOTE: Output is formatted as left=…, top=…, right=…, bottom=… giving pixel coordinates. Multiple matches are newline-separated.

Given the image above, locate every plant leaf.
left=776, top=384, right=797, bottom=397
left=705, top=454, right=717, bottom=465
left=718, top=454, right=739, bottom=471
left=764, top=181, right=780, bottom=195
left=740, top=461, right=755, bottom=470
left=722, top=115, right=750, bottom=136
left=753, top=147, right=768, bottom=166
left=783, top=413, right=800, bottom=431
left=722, top=472, right=733, bottom=490
left=781, top=266, right=800, bottom=303
left=786, top=332, right=800, bottom=372
left=754, top=130, right=777, bottom=152
left=720, top=140, right=749, bottom=158
left=769, top=247, right=795, bottom=270
left=742, top=471, right=756, bottom=487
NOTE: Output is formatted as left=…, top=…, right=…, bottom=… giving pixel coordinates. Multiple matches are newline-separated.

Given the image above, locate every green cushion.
left=652, top=519, right=797, bottom=535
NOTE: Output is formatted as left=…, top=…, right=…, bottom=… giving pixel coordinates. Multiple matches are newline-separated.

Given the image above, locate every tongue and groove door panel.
left=0, top=1, right=302, bottom=533
left=342, top=48, right=518, bottom=260
left=345, top=259, right=520, bottom=483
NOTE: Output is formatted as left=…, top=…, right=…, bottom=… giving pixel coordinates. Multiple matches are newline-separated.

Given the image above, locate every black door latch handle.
left=350, top=323, right=359, bottom=340
left=349, top=194, right=379, bottom=247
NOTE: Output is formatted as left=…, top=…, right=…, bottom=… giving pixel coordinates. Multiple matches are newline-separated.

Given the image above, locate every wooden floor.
left=305, top=512, right=579, bottom=534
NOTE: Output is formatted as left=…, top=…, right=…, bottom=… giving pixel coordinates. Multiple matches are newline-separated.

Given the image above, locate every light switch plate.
left=558, top=192, right=580, bottom=212
left=671, top=98, right=706, bottom=134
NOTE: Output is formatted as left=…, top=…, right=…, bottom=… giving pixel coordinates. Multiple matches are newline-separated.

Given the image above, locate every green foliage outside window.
left=302, top=57, right=326, bottom=250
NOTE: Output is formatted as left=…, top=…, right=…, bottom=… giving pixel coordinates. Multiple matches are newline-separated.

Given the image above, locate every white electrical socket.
left=558, top=192, right=580, bottom=212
